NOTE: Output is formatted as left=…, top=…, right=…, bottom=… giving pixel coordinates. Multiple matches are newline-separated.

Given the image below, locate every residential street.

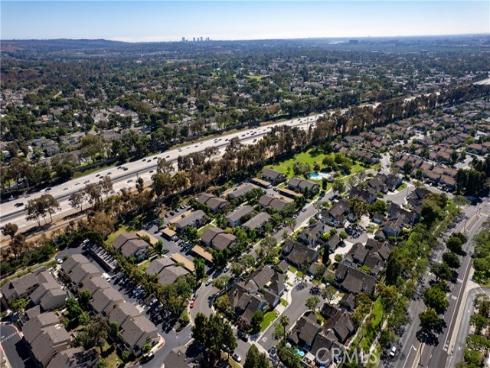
left=447, top=285, right=490, bottom=368
left=190, top=284, right=218, bottom=319
left=257, top=282, right=313, bottom=352
left=142, top=324, right=192, bottom=368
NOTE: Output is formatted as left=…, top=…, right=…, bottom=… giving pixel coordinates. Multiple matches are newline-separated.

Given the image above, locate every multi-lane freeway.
left=0, top=114, right=322, bottom=234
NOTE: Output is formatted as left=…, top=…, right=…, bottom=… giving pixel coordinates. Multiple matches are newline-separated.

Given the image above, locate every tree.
left=26, top=197, right=45, bottom=226
left=432, top=262, right=454, bottom=282
left=10, top=234, right=27, bottom=259
left=157, top=157, right=173, bottom=174
left=349, top=197, right=368, bottom=218
left=136, top=177, right=144, bottom=193
left=419, top=308, right=445, bottom=337
left=66, top=297, right=89, bottom=327
left=306, top=296, right=320, bottom=310
left=100, top=175, right=113, bottom=197
left=2, top=223, right=18, bottom=239
left=84, top=183, right=102, bottom=208
left=385, top=252, right=403, bottom=285
left=424, top=286, right=449, bottom=314
left=368, top=199, right=387, bottom=215
left=76, top=317, right=108, bottom=350
left=192, top=313, right=237, bottom=365
left=79, top=289, right=92, bottom=309
left=322, top=285, right=337, bottom=303
left=244, top=344, right=270, bottom=368
left=403, top=161, right=413, bottom=176
left=280, top=315, right=289, bottom=343
left=194, top=258, right=206, bottom=280
left=152, top=171, right=173, bottom=197
left=42, top=194, right=60, bottom=222
left=69, top=191, right=84, bottom=211
left=442, top=252, right=460, bottom=269
left=421, top=202, right=440, bottom=227
left=447, top=234, right=465, bottom=255
left=10, top=297, right=28, bottom=313
left=377, top=283, right=398, bottom=312
left=25, top=194, right=58, bottom=225
left=333, top=179, right=345, bottom=193
left=250, top=311, right=264, bottom=334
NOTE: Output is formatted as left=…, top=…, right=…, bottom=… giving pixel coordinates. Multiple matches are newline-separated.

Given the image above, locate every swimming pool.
left=308, top=171, right=333, bottom=181
left=294, top=348, right=305, bottom=357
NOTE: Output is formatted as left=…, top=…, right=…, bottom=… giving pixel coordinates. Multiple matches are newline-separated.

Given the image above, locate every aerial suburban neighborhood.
left=0, top=8, right=490, bottom=368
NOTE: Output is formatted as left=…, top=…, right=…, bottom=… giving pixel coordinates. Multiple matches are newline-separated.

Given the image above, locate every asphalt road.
left=142, top=324, right=193, bottom=368
left=190, top=284, right=218, bottom=320
left=447, top=286, right=490, bottom=368
left=0, top=114, right=322, bottom=232
left=257, top=282, right=313, bottom=352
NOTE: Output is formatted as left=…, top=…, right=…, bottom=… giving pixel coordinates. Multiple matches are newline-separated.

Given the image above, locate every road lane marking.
left=443, top=243, right=474, bottom=349
left=401, top=344, right=417, bottom=368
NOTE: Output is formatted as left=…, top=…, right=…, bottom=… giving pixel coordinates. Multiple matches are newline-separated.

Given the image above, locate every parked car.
left=237, top=330, right=248, bottom=342
left=310, top=286, right=320, bottom=295
left=389, top=346, right=397, bottom=357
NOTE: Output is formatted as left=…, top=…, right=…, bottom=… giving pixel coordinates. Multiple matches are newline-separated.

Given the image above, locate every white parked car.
left=389, top=346, right=397, bottom=357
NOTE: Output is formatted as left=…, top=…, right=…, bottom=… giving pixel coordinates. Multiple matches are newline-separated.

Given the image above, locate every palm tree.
left=280, top=315, right=289, bottom=343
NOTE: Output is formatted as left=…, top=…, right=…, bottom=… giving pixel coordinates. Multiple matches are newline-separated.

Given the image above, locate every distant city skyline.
left=1, top=1, right=489, bottom=42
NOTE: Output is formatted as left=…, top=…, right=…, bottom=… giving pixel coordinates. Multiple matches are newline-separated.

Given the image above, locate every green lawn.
left=197, top=222, right=216, bottom=237
left=261, top=310, right=279, bottom=332
left=267, top=149, right=369, bottom=184
left=397, top=182, right=408, bottom=191
left=280, top=298, right=289, bottom=307
left=101, top=350, right=122, bottom=368
left=267, top=149, right=327, bottom=179
left=246, top=74, right=264, bottom=82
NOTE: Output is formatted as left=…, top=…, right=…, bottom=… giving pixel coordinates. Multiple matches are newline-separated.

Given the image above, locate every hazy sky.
left=1, top=1, right=489, bottom=41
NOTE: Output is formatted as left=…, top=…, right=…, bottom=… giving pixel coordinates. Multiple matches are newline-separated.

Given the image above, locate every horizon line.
left=2, top=32, right=490, bottom=44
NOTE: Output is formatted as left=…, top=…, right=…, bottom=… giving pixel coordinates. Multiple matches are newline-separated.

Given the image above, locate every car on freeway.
left=14, top=202, right=24, bottom=207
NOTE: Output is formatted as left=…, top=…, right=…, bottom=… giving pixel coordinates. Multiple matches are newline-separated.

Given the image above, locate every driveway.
left=142, top=324, right=193, bottom=368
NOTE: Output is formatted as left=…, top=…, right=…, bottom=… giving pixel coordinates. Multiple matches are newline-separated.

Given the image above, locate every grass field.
left=267, top=148, right=366, bottom=182
left=267, top=149, right=327, bottom=179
